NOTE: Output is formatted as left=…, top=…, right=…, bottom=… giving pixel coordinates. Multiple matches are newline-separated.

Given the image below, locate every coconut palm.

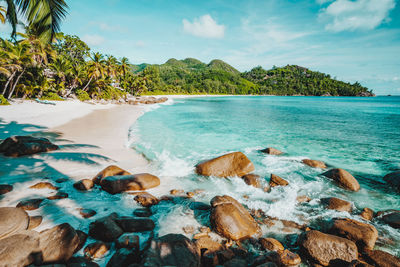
left=82, top=52, right=105, bottom=91
left=118, top=57, right=130, bottom=80
left=4, top=0, right=69, bottom=43
left=105, top=55, right=118, bottom=78
left=0, top=6, right=6, bottom=24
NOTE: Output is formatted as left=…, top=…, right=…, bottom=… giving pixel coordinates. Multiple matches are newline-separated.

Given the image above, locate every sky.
left=1, top=0, right=400, bottom=95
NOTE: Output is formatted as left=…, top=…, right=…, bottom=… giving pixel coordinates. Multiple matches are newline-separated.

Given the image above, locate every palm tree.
left=82, top=52, right=105, bottom=91
left=0, top=6, right=6, bottom=24
left=105, top=55, right=118, bottom=78
left=4, top=0, right=69, bottom=43
left=119, top=57, right=130, bottom=81
left=49, top=56, right=71, bottom=88
left=64, top=63, right=85, bottom=97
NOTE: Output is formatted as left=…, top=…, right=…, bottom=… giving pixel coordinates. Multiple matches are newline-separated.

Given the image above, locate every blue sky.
left=2, top=0, right=400, bottom=94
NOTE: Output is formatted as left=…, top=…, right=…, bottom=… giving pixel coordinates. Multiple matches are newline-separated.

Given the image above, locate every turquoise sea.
left=131, top=96, right=400, bottom=255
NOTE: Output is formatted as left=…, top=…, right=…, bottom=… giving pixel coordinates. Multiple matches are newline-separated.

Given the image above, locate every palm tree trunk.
left=7, top=69, right=25, bottom=99
left=82, top=76, right=93, bottom=91
left=2, top=71, right=16, bottom=96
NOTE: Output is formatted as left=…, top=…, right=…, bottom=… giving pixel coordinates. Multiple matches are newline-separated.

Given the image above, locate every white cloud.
left=183, top=14, right=225, bottom=39
left=82, top=34, right=105, bottom=46
left=320, top=0, right=396, bottom=32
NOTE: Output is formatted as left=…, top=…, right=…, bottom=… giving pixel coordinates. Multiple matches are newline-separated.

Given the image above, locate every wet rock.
left=84, top=242, right=110, bottom=259
left=0, top=232, right=41, bottom=266
left=199, top=226, right=211, bottom=233
left=187, top=191, right=195, bottom=198
left=210, top=195, right=261, bottom=240
left=0, top=207, right=29, bottom=239
left=115, top=233, right=140, bottom=249
left=195, top=152, right=255, bottom=178
left=67, top=256, right=99, bottom=267
left=302, top=159, right=327, bottom=168
left=322, top=168, right=360, bottom=191
left=17, top=198, right=44, bottom=210
left=115, top=217, right=155, bottom=232
left=170, top=189, right=184, bottom=195
left=89, top=213, right=123, bottom=242
left=280, top=249, right=302, bottom=266
left=382, top=212, right=400, bottom=229
left=224, top=258, right=247, bottom=267
left=133, top=208, right=152, bottom=217
left=92, top=165, right=131, bottom=184
left=79, top=208, right=96, bottom=219
left=132, top=191, right=159, bottom=207
left=195, top=236, right=223, bottom=253
left=74, top=230, right=88, bottom=253
left=363, top=249, right=400, bottom=267
left=73, top=179, right=94, bottom=191
left=360, top=208, right=374, bottom=221
left=0, top=184, right=13, bottom=195
left=383, top=171, right=400, bottom=192
left=296, top=195, right=311, bottom=203
left=321, top=197, right=352, bottom=212
left=298, top=230, right=358, bottom=266
left=56, top=178, right=68, bottom=183
left=30, top=182, right=59, bottom=190
left=47, top=191, right=68, bottom=200
left=39, top=223, right=80, bottom=263
left=329, top=218, right=378, bottom=250
left=142, top=234, right=200, bottom=267
left=0, top=135, right=58, bottom=157
left=259, top=238, right=284, bottom=253
left=106, top=248, right=141, bottom=267
left=28, top=216, right=43, bottom=230
left=260, top=147, right=283, bottom=155
left=183, top=225, right=195, bottom=234
left=242, top=173, right=262, bottom=188
left=375, top=209, right=399, bottom=217
left=269, top=174, right=289, bottom=187
left=100, top=173, right=160, bottom=194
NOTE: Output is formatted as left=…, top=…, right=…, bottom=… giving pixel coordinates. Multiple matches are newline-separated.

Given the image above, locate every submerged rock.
left=142, top=234, right=200, bottom=267
left=298, top=230, right=358, bottom=266
left=100, top=173, right=160, bottom=194
left=115, top=233, right=140, bottom=249
left=210, top=195, right=261, bottom=240
left=383, top=171, right=400, bottom=192
left=16, top=198, right=44, bottom=210
left=363, top=249, right=400, bottom=267
left=92, top=165, right=131, bottom=184
left=47, top=191, right=68, bottom=200
left=133, top=208, right=152, bottom=217
left=79, top=208, right=97, bottom=219
left=242, top=173, right=262, bottom=188
left=115, top=217, right=155, bottom=232
left=0, top=135, right=58, bottom=157
left=0, top=184, right=13, bottom=195
left=321, top=197, right=352, bottom=212
left=322, top=168, right=360, bottom=191
left=269, top=174, right=289, bottom=187
left=382, top=212, right=400, bottom=229
left=106, top=248, right=141, bottom=267
left=329, top=218, right=378, bottom=250
left=302, top=159, right=327, bottom=168
left=260, top=147, right=283, bottom=155
left=84, top=241, right=110, bottom=259
left=89, top=213, right=123, bottom=242
left=0, top=207, right=29, bottom=239
left=29, top=182, right=59, bottom=190
left=195, top=152, right=254, bottom=178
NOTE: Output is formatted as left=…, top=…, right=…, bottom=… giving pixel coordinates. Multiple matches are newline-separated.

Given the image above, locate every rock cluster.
left=0, top=135, right=58, bottom=157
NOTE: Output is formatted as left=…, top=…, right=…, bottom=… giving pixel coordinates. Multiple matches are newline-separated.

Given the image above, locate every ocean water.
left=131, top=96, right=400, bottom=256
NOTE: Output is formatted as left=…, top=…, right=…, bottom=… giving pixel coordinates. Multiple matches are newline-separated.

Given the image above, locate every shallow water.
left=132, top=96, right=400, bottom=256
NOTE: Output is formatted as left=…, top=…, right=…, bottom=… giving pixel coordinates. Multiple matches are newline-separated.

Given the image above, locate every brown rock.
left=73, top=179, right=94, bottom=191
left=115, top=217, right=155, bottom=232
left=47, top=191, right=68, bottom=200
left=260, top=238, right=284, bottom=253
left=200, top=226, right=211, bottom=233
left=321, top=197, right=352, bottom=212
left=75, top=230, right=88, bottom=253
left=224, top=258, right=247, bottom=267
left=142, top=234, right=200, bottom=267
left=322, top=168, right=360, bottom=191
left=260, top=147, right=283, bottom=155
left=242, top=173, right=262, bottom=188
left=195, top=236, right=223, bottom=253
left=187, top=191, right=195, bottom=198
left=361, top=208, right=374, bottom=221
left=269, top=174, right=289, bottom=187
left=0, top=207, right=29, bottom=239
left=132, top=191, right=159, bottom=207
left=329, top=218, right=378, bottom=250
left=89, top=213, right=123, bottom=242
left=28, top=216, right=43, bottom=230
left=183, top=225, right=195, bottom=234
left=0, top=184, right=13, bottom=195
left=100, top=173, right=160, bottom=194
left=16, top=198, right=44, bottom=210
left=280, top=249, right=302, bottom=266
left=39, top=223, right=80, bottom=263
left=298, top=230, right=358, bottom=266
left=0, top=232, right=41, bottom=266
left=382, top=212, right=400, bottom=229
left=0, top=135, right=58, bottom=157
left=296, top=195, right=311, bottom=203
left=29, top=182, right=59, bottom=190
left=79, top=208, right=97, bottom=219
left=170, top=189, right=184, bottom=195
left=363, top=249, right=400, bottom=267
left=302, top=159, right=327, bottom=168
left=84, top=242, right=110, bottom=259
left=383, top=171, right=400, bottom=192
left=210, top=195, right=261, bottom=240
left=115, top=233, right=139, bottom=249
left=195, top=152, right=255, bottom=178
left=92, top=165, right=131, bottom=184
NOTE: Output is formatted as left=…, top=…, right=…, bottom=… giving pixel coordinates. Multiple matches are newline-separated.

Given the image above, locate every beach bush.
left=76, top=89, right=91, bottom=101
left=41, top=92, right=64, bottom=101
left=0, top=95, right=10, bottom=105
